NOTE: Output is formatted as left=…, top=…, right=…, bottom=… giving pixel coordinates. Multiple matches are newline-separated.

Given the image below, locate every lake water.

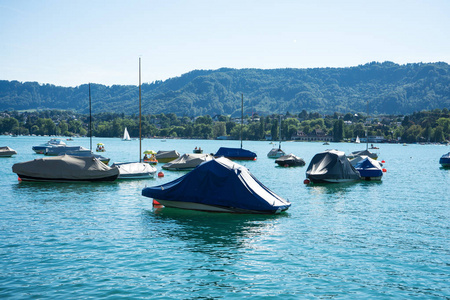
left=1, top=136, right=449, bottom=299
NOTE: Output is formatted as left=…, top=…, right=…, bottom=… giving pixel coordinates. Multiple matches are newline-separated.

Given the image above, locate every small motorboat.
left=32, top=138, right=66, bottom=154
left=112, top=162, right=156, bottom=179
left=155, top=150, right=180, bottom=163
left=142, top=157, right=290, bottom=214
left=267, top=147, right=285, bottom=158
left=193, top=147, right=203, bottom=154
left=96, top=143, right=106, bottom=152
left=162, top=153, right=214, bottom=171
left=12, top=155, right=119, bottom=182
left=44, top=145, right=88, bottom=156
left=306, top=149, right=361, bottom=183
left=143, top=150, right=158, bottom=165
left=354, top=157, right=384, bottom=181
left=439, top=152, right=450, bottom=168
left=214, top=147, right=257, bottom=161
left=0, top=146, right=17, bottom=157
left=275, top=154, right=305, bottom=167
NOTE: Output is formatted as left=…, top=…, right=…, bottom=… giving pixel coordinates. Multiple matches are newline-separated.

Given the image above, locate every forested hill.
left=1, top=61, right=449, bottom=116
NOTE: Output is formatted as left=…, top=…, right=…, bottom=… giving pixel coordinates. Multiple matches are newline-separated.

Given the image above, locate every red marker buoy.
left=158, top=171, right=164, bottom=177
left=382, top=168, right=387, bottom=172
left=303, top=178, right=310, bottom=184
left=381, top=160, right=385, bottom=163
left=153, top=199, right=161, bottom=205
left=18, top=177, right=22, bottom=182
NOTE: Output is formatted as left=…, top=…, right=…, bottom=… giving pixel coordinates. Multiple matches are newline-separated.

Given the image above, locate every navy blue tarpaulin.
left=142, top=157, right=290, bottom=214
left=214, top=147, right=257, bottom=160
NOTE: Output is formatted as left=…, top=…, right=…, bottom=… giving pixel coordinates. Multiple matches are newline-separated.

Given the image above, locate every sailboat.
left=113, top=58, right=156, bottom=179
left=214, top=94, right=257, bottom=160
left=267, top=115, right=285, bottom=158
left=122, top=127, right=131, bottom=141
left=355, top=136, right=360, bottom=144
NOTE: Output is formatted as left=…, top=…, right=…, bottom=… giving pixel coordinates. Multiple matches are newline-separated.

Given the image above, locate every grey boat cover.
left=347, top=149, right=377, bottom=160
left=275, top=153, right=305, bottom=166
left=162, top=153, right=214, bottom=170
left=156, top=150, right=180, bottom=162
left=45, top=146, right=88, bottom=156
left=112, top=162, right=157, bottom=178
left=12, top=154, right=119, bottom=181
left=306, top=149, right=361, bottom=183
left=0, top=146, right=17, bottom=156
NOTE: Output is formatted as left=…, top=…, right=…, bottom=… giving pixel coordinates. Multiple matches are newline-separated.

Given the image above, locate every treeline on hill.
left=1, top=109, right=450, bottom=143
left=0, top=61, right=449, bottom=116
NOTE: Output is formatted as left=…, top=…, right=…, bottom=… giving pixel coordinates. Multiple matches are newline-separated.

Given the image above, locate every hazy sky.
left=1, top=0, right=449, bottom=87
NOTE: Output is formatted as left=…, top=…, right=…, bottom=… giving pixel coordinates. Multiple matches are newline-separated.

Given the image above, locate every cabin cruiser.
left=0, top=146, right=17, bottom=157
left=32, top=138, right=66, bottom=154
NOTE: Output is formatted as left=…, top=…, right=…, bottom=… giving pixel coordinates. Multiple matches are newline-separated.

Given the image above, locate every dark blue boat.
left=142, top=157, right=290, bottom=214
left=214, top=147, right=257, bottom=160
left=439, top=152, right=450, bottom=167
left=354, top=157, right=383, bottom=181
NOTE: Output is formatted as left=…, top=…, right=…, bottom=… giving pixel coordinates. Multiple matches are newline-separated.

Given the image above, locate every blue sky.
left=1, top=0, right=449, bottom=87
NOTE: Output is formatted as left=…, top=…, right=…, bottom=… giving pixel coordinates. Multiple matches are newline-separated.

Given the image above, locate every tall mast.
left=139, top=57, right=142, bottom=162
left=366, top=101, right=369, bottom=151
left=279, top=115, right=282, bottom=149
left=240, top=93, right=243, bottom=149
left=89, top=83, right=92, bottom=151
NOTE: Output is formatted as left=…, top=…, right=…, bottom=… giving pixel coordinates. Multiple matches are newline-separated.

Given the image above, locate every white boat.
left=32, top=138, right=66, bottom=154
left=112, top=162, right=156, bottom=179
left=114, top=58, right=156, bottom=179
left=268, top=115, right=285, bottom=158
left=122, top=127, right=131, bottom=141
left=0, top=146, right=17, bottom=157
left=355, top=136, right=360, bottom=144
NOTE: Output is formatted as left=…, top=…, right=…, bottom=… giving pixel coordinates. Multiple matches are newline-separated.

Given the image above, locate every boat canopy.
left=347, top=149, right=378, bottom=160
left=162, top=153, right=214, bottom=170
left=275, top=153, right=305, bottom=167
left=306, top=149, right=361, bottom=183
left=156, top=150, right=180, bottom=162
left=12, top=155, right=119, bottom=182
left=354, top=157, right=383, bottom=179
left=142, top=157, right=290, bottom=214
left=112, top=162, right=156, bottom=179
left=214, top=147, right=257, bottom=160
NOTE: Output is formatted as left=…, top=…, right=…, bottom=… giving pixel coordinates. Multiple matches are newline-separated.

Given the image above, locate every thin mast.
left=139, top=57, right=142, bottom=162
left=279, top=115, right=282, bottom=149
left=366, top=101, right=369, bottom=151
left=240, top=93, right=243, bottom=149
left=89, top=83, right=92, bottom=151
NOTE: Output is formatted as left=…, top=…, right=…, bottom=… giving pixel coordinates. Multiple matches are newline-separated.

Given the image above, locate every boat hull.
left=154, top=199, right=289, bottom=214
left=17, top=173, right=118, bottom=182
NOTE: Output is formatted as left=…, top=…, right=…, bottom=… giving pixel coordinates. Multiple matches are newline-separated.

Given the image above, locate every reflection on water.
left=306, top=181, right=360, bottom=195
left=142, top=208, right=288, bottom=257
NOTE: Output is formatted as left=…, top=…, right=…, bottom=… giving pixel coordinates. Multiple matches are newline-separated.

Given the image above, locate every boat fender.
left=158, top=171, right=164, bottom=177
left=303, top=179, right=310, bottom=184
left=153, top=199, right=161, bottom=205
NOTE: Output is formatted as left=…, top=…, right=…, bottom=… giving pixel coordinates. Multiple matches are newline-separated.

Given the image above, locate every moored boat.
left=142, top=157, right=291, bottom=214
left=439, top=152, right=450, bottom=168
left=112, top=162, right=156, bottom=179
left=275, top=153, right=305, bottom=167
left=306, top=149, right=361, bottom=183
left=0, top=146, right=17, bottom=157
left=267, top=147, right=285, bottom=159
left=354, top=157, right=384, bottom=181
left=162, top=153, right=214, bottom=171
left=155, top=150, right=180, bottom=163
left=214, top=147, right=257, bottom=160
left=122, top=127, right=131, bottom=141
left=44, top=145, right=88, bottom=156
left=32, top=138, right=66, bottom=154
left=12, top=155, right=119, bottom=182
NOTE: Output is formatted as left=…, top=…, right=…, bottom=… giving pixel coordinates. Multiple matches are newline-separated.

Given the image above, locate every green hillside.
left=1, top=61, right=449, bottom=116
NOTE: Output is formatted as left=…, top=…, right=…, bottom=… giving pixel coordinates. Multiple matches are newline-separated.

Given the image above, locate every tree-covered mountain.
left=1, top=61, right=449, bottom=116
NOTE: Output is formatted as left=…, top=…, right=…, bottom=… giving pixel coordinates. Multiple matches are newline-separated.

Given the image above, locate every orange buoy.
left=381, top=160, right=385, bottom=163
left=18, top=177, right=22, bottom=182
left=153, top=199, right=161, bottom=205
left=303, top=178, right=310, bottom=184
left=382, top=168, right=387, bottom=172
left=158, top=171, right=164, bottom=177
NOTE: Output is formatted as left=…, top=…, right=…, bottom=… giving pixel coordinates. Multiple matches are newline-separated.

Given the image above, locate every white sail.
left=355, top=136, right=360, bottom=144
left=123, top=127, right=131, bottom=141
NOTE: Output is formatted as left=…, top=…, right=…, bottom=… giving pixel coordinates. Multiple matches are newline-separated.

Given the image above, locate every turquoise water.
left=1, top=136, right=449, bottom=299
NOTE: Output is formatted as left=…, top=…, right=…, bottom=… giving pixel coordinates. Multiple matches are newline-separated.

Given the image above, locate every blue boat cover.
left=354, top=157, right=383, bottom=178
left=214, top=147, right=257, bottom=160
left=142, top=157, right=290, bottom=213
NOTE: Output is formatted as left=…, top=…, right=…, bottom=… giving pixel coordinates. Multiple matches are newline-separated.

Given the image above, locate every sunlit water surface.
left=0, top=136, right=449, bottom=299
